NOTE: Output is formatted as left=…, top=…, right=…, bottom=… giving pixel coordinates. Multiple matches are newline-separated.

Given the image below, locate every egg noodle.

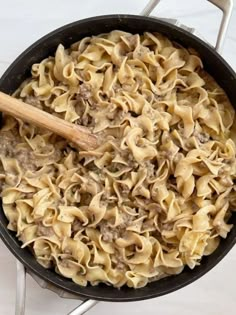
left=0, top=31, right=236, bottom=288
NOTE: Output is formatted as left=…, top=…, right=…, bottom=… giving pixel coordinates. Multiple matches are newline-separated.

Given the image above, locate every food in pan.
left=0, top=31, right=235, bottom=288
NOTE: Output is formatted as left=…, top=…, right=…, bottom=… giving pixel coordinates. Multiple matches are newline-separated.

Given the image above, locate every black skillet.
left=0, top=0, right=235, bottom=313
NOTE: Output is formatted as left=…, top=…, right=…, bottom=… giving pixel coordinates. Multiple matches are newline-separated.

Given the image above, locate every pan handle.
left=140, top=0, right=234, bottom=53
left=208, top=0, right=234, bottom=53
left=15, top=261, right=98, bottom=315
left=67, top=300, right=98, bottom=315
left=15, top=260, right=26, bottom=315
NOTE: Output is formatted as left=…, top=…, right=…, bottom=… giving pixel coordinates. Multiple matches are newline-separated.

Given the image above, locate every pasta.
left=0, top=31, right=236, bottom=288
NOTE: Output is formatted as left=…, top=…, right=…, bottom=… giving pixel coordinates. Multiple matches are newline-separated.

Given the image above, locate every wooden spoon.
left=0, top=91, right=98, bottom=150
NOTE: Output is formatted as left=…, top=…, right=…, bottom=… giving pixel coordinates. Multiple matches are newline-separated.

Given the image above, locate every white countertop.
left=0, top=1, right=236, bottom=314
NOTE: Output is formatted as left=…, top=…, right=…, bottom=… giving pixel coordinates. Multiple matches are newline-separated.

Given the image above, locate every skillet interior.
left=0, top=14, right=236, bottom=302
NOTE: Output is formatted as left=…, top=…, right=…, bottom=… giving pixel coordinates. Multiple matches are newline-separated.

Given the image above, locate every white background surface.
left=0, top=1, right=236, bottom=314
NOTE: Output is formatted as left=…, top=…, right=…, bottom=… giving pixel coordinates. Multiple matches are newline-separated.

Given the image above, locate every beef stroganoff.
left=0, top=31, right=236, bottom=288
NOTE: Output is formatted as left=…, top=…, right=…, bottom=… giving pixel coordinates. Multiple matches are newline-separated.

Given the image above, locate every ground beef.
left=0, top=128, right=41, bottom=171
left=146, top=162, right=155, bottom=178
left=125, top=34, right=139, bottom=50
left=100, top=211, right=133, bottom=242
left=147, top=203, right=163, bottom=213
left=142, top=220, right=154, bottom=230
left=24, top=96, right=43, bottom=109
left=119, top=183, right=130, bottom=196
left=82, top=115, right=94, bottom=127
left=100, top=223, right=120, bottom=242
left=112, top=250, right=127, bottom=271
left=113, top=251, right=127, bottom=271
left=162, top=223, right=173, bottom=231
left=72, top=219, right=83, bottom=232
left=197, top=132, right=210, bottom=144
left=36, top=223, right=54, bottom=237
left=134, top=46, right=150, bottom=59
left=78, top=83, right=92, bottom=100
left=0, top=131, right=18, bottom=157
left=120, top=212, right=133, bottom=227
left=16, top=148, right=37, bottom=171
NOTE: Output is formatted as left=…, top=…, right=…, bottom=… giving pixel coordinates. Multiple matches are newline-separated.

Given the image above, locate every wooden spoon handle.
left=0, top=92, right=98, bottom=150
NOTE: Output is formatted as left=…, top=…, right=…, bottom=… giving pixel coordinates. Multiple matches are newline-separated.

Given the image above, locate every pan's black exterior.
left=0, top=15, right=236, bottom=302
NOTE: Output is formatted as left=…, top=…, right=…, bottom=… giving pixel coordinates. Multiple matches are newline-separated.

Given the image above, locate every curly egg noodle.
left=0, top=31, right=236, bottom=288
